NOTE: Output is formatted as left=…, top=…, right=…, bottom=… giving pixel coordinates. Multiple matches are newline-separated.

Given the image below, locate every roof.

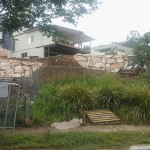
left=15, top=25, right=94, bottom=43
left=54, top=25, right=94, bottom=43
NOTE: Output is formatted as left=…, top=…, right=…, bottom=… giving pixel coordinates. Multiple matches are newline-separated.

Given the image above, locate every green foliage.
left=0, top=0, right=100, bottom=33
left=97, top=74, right=124, bottom=111
left=122, top=30, right=140, bottom=48
left=121, top=82, right=150, bottom=124
left=133, top=32, right=150, bottom=70
left=32, top=84, right=58, bottom=125
left=56, top=82, right=96, bottom=118
left=31, top=73, right=150, bottom=125
left=32, top=79, right=96, bottom=124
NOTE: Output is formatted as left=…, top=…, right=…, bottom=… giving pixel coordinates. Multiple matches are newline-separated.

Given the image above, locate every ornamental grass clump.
left=56, top=82, right=96, bottom=119
left=96, top=74, right=124, bottom=111
left=122, top=82, right=150, bottom=124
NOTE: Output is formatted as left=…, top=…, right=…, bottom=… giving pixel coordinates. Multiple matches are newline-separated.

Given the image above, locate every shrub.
left=96, top=74, right=124, bottom=111
left=122, top=82, right=150, bottom=124
left=56, top=82, right=97, bottom=119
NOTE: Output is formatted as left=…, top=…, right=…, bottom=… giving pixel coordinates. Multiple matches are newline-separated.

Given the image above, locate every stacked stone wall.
left=0, top=59, right=42, bottom=77
left=74, top=54, right=129, bottom=72
left=0, top=48, right=8, bottom=57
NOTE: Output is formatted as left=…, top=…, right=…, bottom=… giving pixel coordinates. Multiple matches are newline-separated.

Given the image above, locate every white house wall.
left=9, top=47, right=43, bottom=58
left=11, top=29, right=54, bottom=58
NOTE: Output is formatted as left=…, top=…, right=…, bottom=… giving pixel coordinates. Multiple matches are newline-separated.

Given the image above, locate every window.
left=22, top=52, right=27, bottom=58
left=44, top=47, right=49, bottom=57
left=28, top=35, right=34, bottom=44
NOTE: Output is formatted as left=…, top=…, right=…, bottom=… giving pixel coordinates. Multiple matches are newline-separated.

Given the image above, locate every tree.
left=133, top=32, right=150, bottom=71
left=0, top=0, right=100, bottom=34
left=122, top=30, right=140, bottom=48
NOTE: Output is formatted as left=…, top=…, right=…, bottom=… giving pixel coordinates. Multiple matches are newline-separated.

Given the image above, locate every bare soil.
left=6, top=124, right=150, bottom=134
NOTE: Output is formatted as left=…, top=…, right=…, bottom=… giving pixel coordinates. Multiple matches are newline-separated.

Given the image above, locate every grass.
left=30, top=72, right=150, bottom=126
left=0, top=130, right=150, bottom=149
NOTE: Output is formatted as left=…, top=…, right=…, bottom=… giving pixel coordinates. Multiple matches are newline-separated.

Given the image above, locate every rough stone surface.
left=102, top=58, right=106, bottom=64
left=0, top=48, right=8, bottom=57
left=106, top=64, right=110, bottom=68
left=104, top=55, right=113, bottom=58
left=110, top=63, right=123, bottom=69
left=107, top=58, right=116, bottom=64
left=0, top=58, right=42, bottom=77
left=93, top=57, right=102, bottom=63
left=95, top=63, right=105, bottom=68
left=0, top=62, right=11, bottom=70
left=51, top=118, right=83, bottom=130
left=74, top=54, right=129, bottom=72
left=14, top=66, right=25, bottom=73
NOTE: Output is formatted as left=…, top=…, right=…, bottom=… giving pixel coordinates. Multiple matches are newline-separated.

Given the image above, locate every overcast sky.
left=53, top=0, right=150, bottom=47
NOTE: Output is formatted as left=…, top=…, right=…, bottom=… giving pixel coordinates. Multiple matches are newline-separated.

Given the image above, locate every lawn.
left=0, top=130, right=150, bottom=149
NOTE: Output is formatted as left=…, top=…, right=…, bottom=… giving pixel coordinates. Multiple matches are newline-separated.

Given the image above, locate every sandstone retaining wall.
left=74, top=54, right=129, bottom=72
left=0, top=59, right=42, bottom=77
left=0, top=48, right=8, bottom=57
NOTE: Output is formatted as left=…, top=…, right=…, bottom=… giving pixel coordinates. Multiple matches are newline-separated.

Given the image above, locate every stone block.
left=75, top=56, right=87, bottom=62
left=22, top=61, right=32, bottom=66
left=12, top=73, right=22, bottom=78
left=104, top=55, right=113, bottom=59
left=0, top=71, right=6, bottom=77
left=116, top=58, right=124, bottom=63
left=113, top=68, right=120, bottom=72
left=102, top=58, right=106, bottom=63
left=110, top=63, right=123, bottom=69
left=78, top=61, right=88, bottom=67
left=95, top=63, right=105, bottom=68
left=22, top=66, right=31, bottom=72
left=5, top=69, right=14, bottom=76
left=93, top=57, right=102, bottom=63
left=0, top=62, right=11, bottom=70
left=10, top=60, right=21, bottom=66
left=107, top=58, right=116, bottom=64
left=106, top=64, right=110, bottom=68
left=14, top=66, right=25, bottom=73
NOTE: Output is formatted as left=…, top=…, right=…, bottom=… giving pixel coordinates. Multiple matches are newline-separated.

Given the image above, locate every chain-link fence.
left=21, top=68, right=40, bottom=119
left=0, top=67, right=40, bottom=130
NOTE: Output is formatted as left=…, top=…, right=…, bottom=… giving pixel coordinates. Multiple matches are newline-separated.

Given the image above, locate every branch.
left=0, top=7, right=5, bottom=13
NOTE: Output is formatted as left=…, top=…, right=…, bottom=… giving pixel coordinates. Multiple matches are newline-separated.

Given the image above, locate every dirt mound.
left=40, top=55, right=81, bottom=67
left=39, top=55, right=105, bottom=83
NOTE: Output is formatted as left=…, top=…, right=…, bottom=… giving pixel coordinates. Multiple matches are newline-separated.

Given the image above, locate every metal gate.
left=0, top=77, right=21, bottom=130
left=0, top=67, right=40, bottom=130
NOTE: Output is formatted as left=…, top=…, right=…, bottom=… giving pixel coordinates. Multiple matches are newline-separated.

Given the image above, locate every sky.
left=53, top=0, right=150, bottom=47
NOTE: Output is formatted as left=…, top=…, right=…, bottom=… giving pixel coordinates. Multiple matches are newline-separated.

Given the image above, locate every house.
left=7, top=25, right=94, bottom=58
left=92, top=43, right=133, bottom=56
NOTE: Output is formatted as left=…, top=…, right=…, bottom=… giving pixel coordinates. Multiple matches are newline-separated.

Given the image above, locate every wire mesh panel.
left=22, top=68, right=40, bottom=119
left=0, top=77, right=21, bottom=130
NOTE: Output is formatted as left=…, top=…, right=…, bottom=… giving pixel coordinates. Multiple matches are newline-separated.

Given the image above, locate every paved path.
left=8, top=124, right=150, bottom=133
